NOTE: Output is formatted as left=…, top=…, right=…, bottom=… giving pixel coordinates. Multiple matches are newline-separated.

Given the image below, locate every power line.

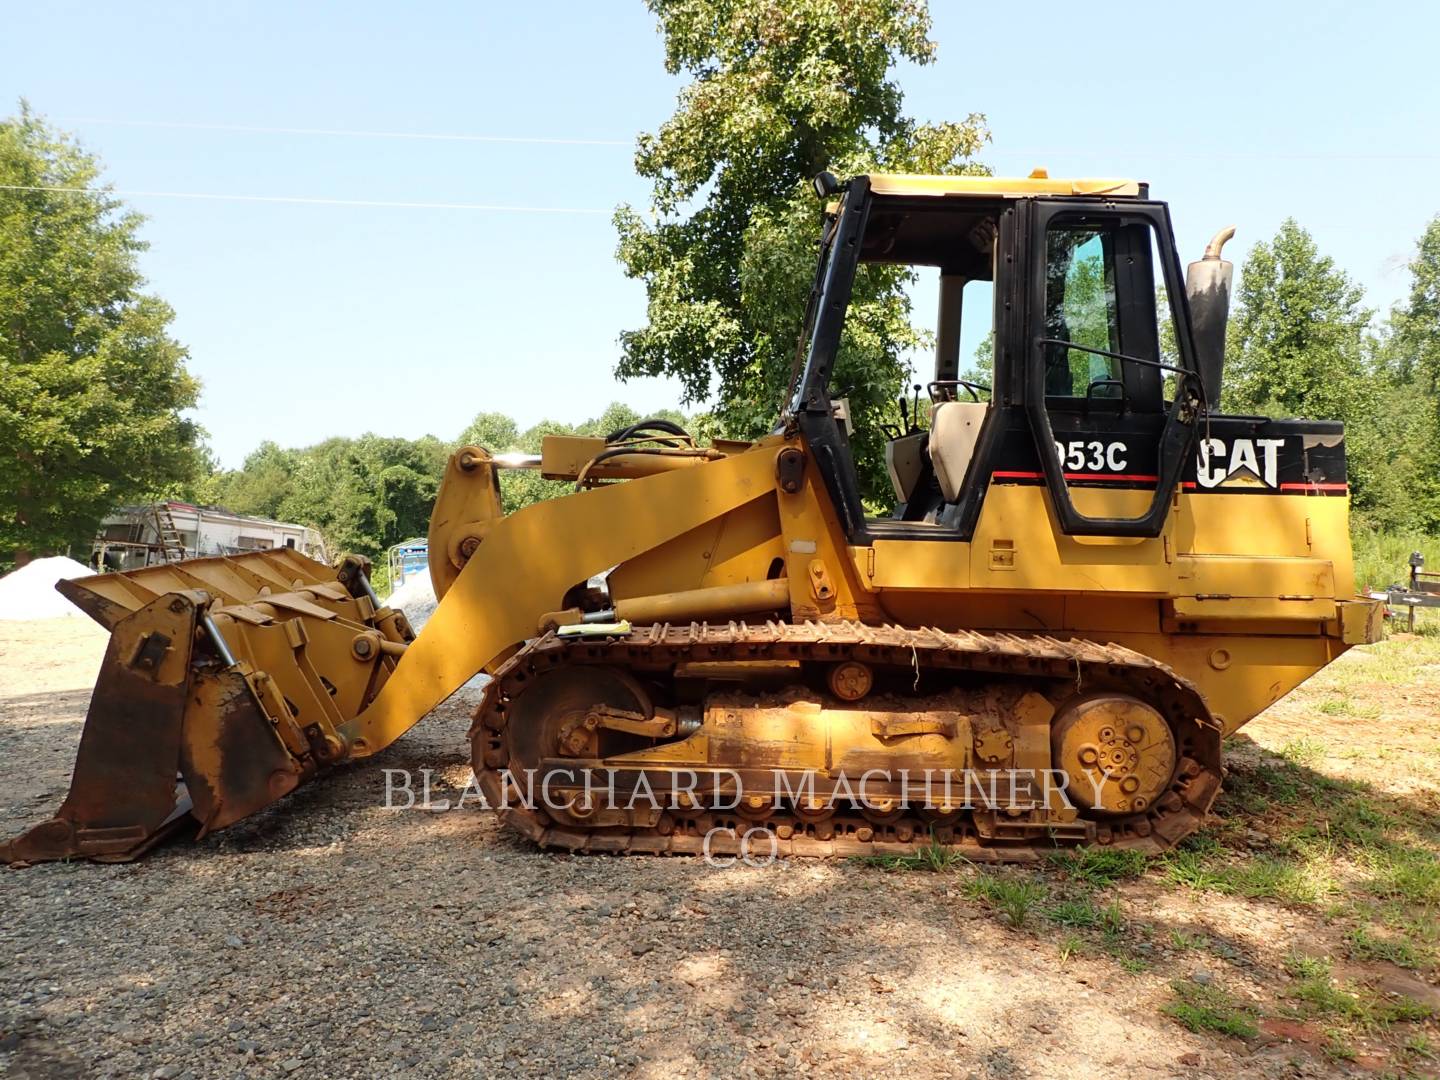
left=988, top=146, right=1439, bottom=161
left=59, top=117, right=631, bottom=147
left=0, top=184, right=612, bottom=214
left=56, top=119, right=1435, bottom=161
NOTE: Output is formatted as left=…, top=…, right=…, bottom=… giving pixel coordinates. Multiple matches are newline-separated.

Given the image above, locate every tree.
left=283, top=436, right=448, bottom=559
left=959, top=332, right=994, bottom=389
left=615, top=0, right=988, bottom=502
left=1225, top=220, right=1374, bottom=421
left=213, top=442, right=297, bottom=521
left=1224, top=220, right=1387, bottom=512
left=1369, top=216, right=1440, bottom=530
left=1385, top=214, right=1440, bottom=393
left=203, top=404, right=696, bottom=560
left=206, top=435, right=448, bottom=561
left=0, top=104, right=201, bottom=564
left=456, top=412, right=519, bottom=453
left=453, top=402, right=696, bottom=513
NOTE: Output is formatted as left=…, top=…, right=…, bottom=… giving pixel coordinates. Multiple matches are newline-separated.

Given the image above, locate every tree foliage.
left=1225, top=220, right=1375, bottom=425
left=1386, top=214, right=1440, bottom=394
left=1224, top=221, right=1384, bottom=513
left=205, top=435, right=448, bottom=561
left=0, top=104, right=201, bottom=561
left=459, top=402, right=691, bottom=512
left=615, top=0, right=988, bottom=501
left=207, top=404, right=692, bottom=559
left=1369, top=215, right=1440, bottom=531
left=1226, top=217, right=1440, bottom=532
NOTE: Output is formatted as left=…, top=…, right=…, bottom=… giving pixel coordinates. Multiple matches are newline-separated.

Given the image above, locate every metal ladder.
left=151, top=504, right=187, bottom=563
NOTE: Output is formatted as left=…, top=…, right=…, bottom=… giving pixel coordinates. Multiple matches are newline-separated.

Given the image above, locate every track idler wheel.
left=1051, top=694, right=1177, bottom=817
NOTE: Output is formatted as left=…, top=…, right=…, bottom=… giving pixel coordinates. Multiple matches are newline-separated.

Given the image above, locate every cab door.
left=1020, top=200, right=1203, bottom=538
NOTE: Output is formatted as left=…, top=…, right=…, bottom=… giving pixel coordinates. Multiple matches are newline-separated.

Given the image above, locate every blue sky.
left=5, top=1, right=1437, bottom=466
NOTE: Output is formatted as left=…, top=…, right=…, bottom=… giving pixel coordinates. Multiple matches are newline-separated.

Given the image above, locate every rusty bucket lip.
left=10, top=551, right=394, bottom=867
left=55, top=574, right=130, bottom=630
left=54, top=550, right=353, bottom=631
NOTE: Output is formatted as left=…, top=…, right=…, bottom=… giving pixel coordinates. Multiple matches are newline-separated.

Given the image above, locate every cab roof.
left=865, top=171, right=1143, bottom=199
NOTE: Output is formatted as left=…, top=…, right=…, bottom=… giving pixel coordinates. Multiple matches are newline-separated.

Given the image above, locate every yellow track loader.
left=3, top=171, right=1382, bottom=865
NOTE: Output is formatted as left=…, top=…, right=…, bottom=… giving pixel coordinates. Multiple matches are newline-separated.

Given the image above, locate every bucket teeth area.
left=4, top=551, right=409, bottom=866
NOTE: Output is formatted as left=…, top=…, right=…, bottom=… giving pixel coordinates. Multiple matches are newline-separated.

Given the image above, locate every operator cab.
left=859, top=196, right=1002, bottom=521
left=789, top=172, right=1205, bottom=541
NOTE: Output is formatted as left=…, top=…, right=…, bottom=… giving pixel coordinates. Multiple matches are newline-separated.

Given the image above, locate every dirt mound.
left=0, top=556, right=93, bottom=620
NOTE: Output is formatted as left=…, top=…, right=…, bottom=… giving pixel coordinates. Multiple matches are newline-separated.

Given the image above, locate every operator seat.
left=929, top=401, right=988, bottom=503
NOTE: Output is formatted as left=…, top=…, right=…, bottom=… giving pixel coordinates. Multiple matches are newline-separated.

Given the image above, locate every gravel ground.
left=0, top=617, right=1425, bottom=1078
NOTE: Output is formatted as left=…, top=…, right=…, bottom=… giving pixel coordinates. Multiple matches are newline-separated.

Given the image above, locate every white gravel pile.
left=384, top=568, right=437, bottom=630
left=0, top=557, right=93, bottom=620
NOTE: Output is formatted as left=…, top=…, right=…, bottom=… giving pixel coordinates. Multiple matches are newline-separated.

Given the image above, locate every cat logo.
left=1197, top=437, right=1286, bottom=489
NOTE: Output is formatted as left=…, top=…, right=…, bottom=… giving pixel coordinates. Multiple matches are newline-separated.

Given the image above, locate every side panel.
left=607, top=494, right=785, bottom=601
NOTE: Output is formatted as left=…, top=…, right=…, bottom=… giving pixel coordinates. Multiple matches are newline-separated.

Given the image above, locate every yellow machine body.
left=2, top=173, right=1382, bottom=865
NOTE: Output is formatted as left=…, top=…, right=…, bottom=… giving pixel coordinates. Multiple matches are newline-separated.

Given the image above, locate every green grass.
left=1169, top=735, right=1437, bottom=907
left=1218, top=753, right=1313, bottom=812
left=1279, top=737, right=1327, bottom=768
left=1362, top=845, right=1440, bottom=905
left=1350, top=528, right=1440, bottom=594
left=1316, top=696, right=1383, bottom=720
left=1363, top=633, right=1440, bottom=683
left=1174, top=739, right=1440, bottom=971
left=1162, top=835, right=1230, bottom=891
left=1297, top=793, right=1394, bottom=848
left=1226, top=854, right=1337, bottom=905
left=1046, top=847, right=1148, bottom=888
left=1346, top=925, right=1430, bottom=970
left=1282, top=953, right=1434, bottom=1029
left=1097, top=902, right=1132, bottom=961
left=1284, top=951, right=1331, bottom=980
left=1039, top=890, right=1136, bottom=965
left=965, top=872, right=1048, bottom=928
left=1163, top=980, right=1260, bottom=1039
left=1160, top=835, right=1335, bottom=906
left=1043, top=897, right=1103, bottom=929
left=1170, top=929, right=1209, bottom=951
left=1321, top=1029, right=1358, bottom=1063
left=1373, top=903, right=1440, bottom=963
left=1403, top=1033, right=1436, bottom=1061
left=850, top=834, right=970, bottom=872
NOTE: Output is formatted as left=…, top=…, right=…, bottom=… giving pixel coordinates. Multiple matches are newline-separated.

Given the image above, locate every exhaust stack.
left=1185, top=226, right=1236, bottom=408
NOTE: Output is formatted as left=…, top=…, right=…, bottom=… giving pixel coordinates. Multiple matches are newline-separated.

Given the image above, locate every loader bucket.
left=0, top=550, right=413, bottom=865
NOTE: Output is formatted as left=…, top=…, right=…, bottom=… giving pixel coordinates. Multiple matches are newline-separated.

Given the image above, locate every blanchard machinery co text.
left=382, top=765, right=1097, bottom=864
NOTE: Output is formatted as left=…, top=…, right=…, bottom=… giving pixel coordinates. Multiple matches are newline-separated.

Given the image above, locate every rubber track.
left=469, top=621, right=1224, bottom=861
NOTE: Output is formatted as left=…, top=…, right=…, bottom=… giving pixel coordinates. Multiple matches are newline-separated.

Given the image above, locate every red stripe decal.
left=992, top=470, right=1159, bottom=483
left=997, top=475, right=1349, bottom=493
left=1065, top=472, right=1159, bottom=482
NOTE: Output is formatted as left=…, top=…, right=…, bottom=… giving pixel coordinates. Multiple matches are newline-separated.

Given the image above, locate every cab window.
left=1041, top=217, right=1165, bottom=412
left=1044, top=229, right=1120, bottom=397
